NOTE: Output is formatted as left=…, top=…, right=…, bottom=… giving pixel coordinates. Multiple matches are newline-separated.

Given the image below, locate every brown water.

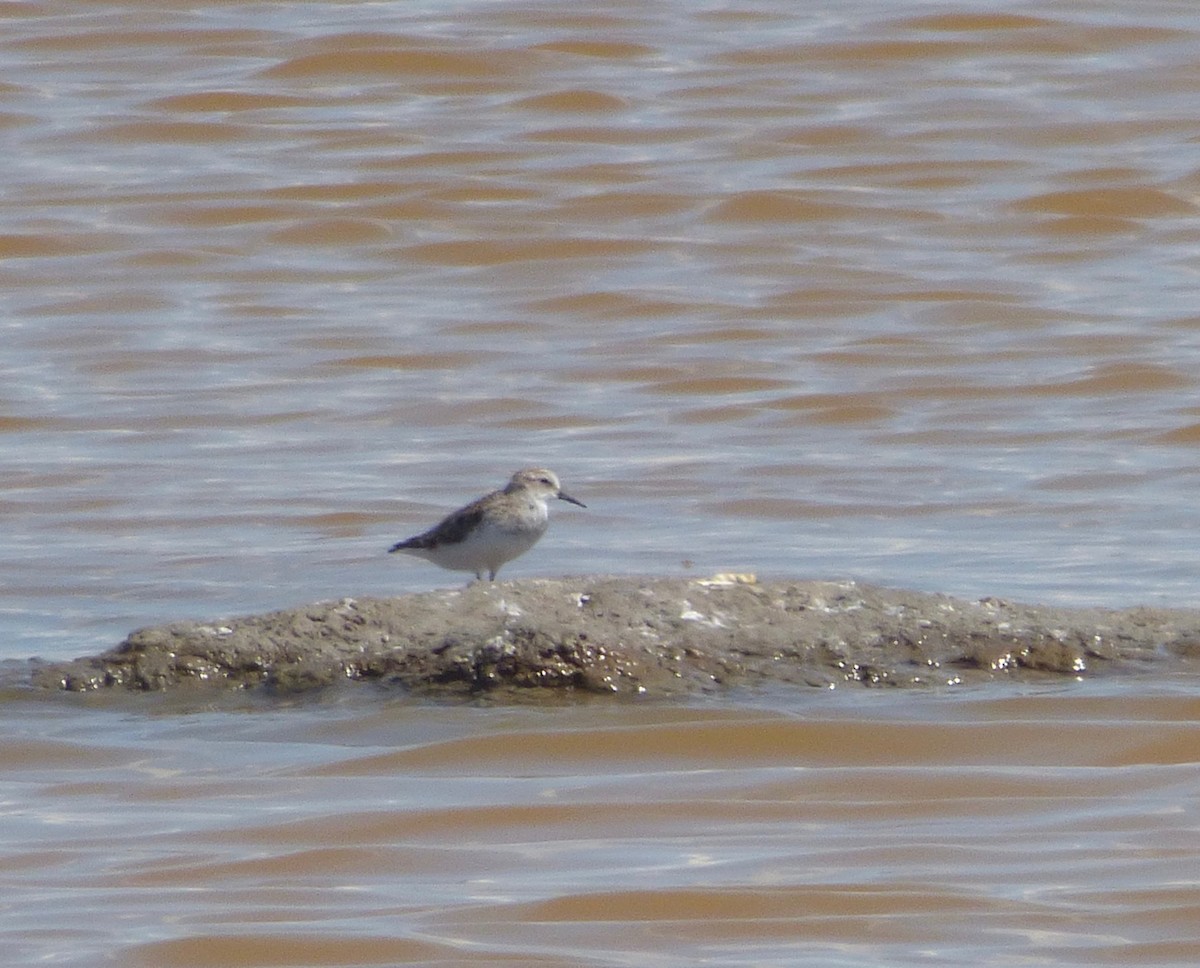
left=5, top=0, right=1200, bottom=963
left=6, top=682, right=1200, bottom=967
left=6, top=0, right=1200, bottom=657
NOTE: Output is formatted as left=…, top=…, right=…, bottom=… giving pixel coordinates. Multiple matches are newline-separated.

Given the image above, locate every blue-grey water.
left=6, top=0, right=1200, bottom=662
left=4, top=2, right=1200, bottom=966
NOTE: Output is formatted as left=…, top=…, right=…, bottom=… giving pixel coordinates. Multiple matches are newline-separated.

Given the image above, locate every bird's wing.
left=388, top=495, right=492, bottom=552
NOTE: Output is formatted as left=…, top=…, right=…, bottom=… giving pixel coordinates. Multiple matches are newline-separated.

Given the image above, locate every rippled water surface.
left=6, top=0, right=1200, bottom=658
left=5, top=0, right=1200, bottom=964
left=7, top=682, right=1200, bottom=967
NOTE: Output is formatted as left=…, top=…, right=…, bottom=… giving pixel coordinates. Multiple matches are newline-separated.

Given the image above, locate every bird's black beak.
left=557, top=491, right=586, bottom=508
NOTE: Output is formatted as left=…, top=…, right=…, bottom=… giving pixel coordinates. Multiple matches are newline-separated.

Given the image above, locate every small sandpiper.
left=388, top=468, right=586, bottom=582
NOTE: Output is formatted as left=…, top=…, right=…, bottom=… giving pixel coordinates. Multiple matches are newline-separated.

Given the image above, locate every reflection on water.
left=4, top=682, right=1200, bottom=967
left=5, top=3, right=1200, bottom=963
left=5, top=1, right=1200, bottom=659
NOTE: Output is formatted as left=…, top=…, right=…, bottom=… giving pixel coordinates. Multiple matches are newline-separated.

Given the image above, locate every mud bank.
left=30, top=576, right=1200, bottom=697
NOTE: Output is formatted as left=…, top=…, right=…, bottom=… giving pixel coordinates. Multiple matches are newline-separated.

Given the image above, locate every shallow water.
left=5, top=681, right=1200, bottom=967
left=5, top=1, right=1200, bottom=964
left=6, top=0, right=1200, bottom=659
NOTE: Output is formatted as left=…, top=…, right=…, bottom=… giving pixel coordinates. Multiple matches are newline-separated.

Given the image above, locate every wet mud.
left=29, top=577, right=1200, bottom=698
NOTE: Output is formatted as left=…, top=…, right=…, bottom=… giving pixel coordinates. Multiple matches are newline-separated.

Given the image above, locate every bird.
left=387, top=468, right=586, bottom=582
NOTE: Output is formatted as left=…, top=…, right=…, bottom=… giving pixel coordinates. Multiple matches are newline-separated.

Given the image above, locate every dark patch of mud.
left=29, top=577, right=1200, bottom=698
